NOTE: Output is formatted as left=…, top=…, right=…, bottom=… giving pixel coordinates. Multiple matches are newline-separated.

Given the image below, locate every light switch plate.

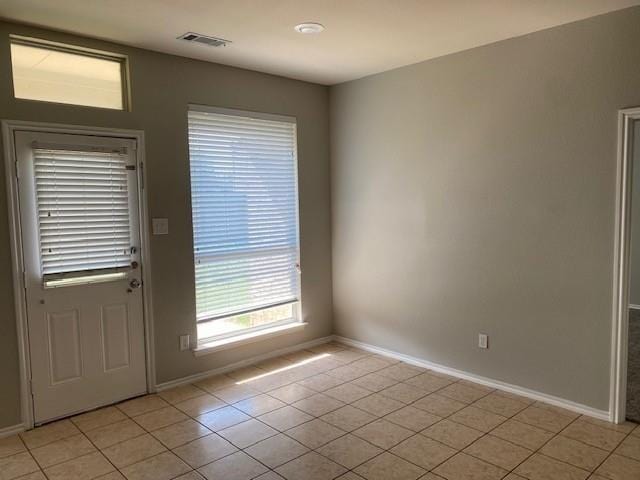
left=478, top=333, right=489, bottom=349
left=179, top=335, right=190, bottom=351
left=152, top=218, right=169, bottom=235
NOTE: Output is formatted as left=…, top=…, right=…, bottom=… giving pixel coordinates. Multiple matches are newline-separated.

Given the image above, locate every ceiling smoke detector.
left=294, top=23, right=325, bottom=34
left=178, top=32, right=231, bottom=47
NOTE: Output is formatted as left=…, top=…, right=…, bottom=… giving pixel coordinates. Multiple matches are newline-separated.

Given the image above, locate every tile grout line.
left=244, top=349, right=398, bottom=477
left=577, top=418, right=638, bottom=480
left=463, top=406, right=577, bottom=479
left=275, top=356, right=611, bottom=479
left=427, top=390, right=605, bottom=478
left=11, top=344, right=639, bottom=480
left=74, top=419, right=144, bottom=480
left=131, top=369, right=631, bottom=480
left=5, top=348, right=446, bottom=480
left=390, top=381, right=528, bottom=478
left=330, top=343, right=640, bottom=477
left=267, top=357, right=490, bottom=478
left=2, top=362, right=532, bottom=478
left=190, top=346, right=365, bottom=478
left=465, top=403, right=615, bottom=479
left=326, top=345, right=639, bottom=479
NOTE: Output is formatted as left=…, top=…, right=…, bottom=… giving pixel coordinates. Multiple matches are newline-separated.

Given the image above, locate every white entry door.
left=14, top=131, right=147, bottom=424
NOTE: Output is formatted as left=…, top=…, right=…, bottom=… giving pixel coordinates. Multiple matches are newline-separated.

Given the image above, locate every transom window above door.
left=187, top=106, right=301, bottom=344
left=10, top=36, right=128, bottom=110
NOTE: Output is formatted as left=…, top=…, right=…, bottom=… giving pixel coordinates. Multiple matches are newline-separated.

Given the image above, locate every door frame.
left=611, top=107, right=640, bottom=423
left=2, top=120, right=156, bottom=430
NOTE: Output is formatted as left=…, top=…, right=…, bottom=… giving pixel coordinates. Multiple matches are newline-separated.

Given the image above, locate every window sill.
left=193, top=321, right=307, bottom=357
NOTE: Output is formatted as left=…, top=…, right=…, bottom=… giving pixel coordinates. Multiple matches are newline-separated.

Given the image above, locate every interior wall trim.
left=155, top=335, right=334, bottom=391
left=0, top=423, right=25, bottom=439
left=610, top=107, right=640, bottom=423
left=334, top=335, right=610, bottom=421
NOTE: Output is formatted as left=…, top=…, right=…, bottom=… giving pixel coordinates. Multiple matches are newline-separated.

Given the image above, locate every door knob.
left=129, top=279, right=142, bottom=289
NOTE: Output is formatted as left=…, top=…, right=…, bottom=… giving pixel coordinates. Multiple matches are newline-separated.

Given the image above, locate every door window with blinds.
left=188, top=106, right=301, bottom=342
left=28, top=139, right=138, bottom=287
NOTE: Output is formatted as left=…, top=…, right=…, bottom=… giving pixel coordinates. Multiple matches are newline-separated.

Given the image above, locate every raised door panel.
left=101, top=303, right=131, bottom=372
left=46, top=309, right=83, bottom=384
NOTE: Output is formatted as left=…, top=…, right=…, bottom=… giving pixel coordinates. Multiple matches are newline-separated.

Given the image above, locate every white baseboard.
left=0, top=423, right=25, bottom=439
left=334, top=335, right=611, bottom=422
left=156, top=335, right=334, bottom=391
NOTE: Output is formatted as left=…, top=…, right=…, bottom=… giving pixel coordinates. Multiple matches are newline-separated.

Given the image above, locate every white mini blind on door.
left=33, top=147, right=133, bottom=279
left=188, top=108, right=300, bottom=322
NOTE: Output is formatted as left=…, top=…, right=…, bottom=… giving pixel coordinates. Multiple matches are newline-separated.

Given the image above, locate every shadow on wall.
left=628, top=308, right=640, bottom=422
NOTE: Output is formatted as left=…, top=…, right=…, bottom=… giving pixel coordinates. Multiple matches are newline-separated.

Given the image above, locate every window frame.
left=9, top=35, right=131, bottom=111
left=187, top=104, right=303, bottom=346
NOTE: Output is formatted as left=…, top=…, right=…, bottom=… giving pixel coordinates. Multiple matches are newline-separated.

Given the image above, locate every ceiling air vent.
left=178, top=32, right=231, bottom=47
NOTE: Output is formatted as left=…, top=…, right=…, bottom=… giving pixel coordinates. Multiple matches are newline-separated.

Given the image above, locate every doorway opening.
left=611, top=107, right=640, bottom=423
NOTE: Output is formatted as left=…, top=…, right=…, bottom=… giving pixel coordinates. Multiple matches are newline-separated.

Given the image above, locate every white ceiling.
left=1, top=0, right=639, bottom=85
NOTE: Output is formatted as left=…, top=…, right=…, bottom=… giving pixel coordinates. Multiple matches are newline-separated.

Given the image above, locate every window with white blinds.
left=34, top=147, right=133, bottom=281
left=188, top=108, right=300, bottom=333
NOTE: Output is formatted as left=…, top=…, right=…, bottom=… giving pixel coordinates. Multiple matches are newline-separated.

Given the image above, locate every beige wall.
left=330, top=7, right=640, bottom=411
left=0, top=21, right=332, bottom=429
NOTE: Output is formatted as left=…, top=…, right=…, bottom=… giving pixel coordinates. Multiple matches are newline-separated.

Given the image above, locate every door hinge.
left=22, top=270, right=27, bottom=287
left=29, top=380, right=34, bottom=396
left=140, top=162, right=144, bottom=190
left=14, top=160, right=19, bottom=179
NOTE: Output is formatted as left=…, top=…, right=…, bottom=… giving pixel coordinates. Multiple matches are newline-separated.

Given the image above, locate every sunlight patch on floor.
left=236, top=353, right=332, bottom=385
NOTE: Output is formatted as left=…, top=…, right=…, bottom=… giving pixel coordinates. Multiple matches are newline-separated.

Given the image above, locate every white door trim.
left=611, top=107, right=640, bottom=423
left=2, top=120, right=156, bottom=429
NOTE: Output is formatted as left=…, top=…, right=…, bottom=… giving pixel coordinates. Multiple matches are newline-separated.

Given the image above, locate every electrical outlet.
left=478, top=333, right=489, bottom=349
left=179, top=335, right=190, bottom=351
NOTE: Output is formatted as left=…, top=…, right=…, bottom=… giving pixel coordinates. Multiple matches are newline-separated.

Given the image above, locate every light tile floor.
left=2, top=341, right=640, bottom=480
